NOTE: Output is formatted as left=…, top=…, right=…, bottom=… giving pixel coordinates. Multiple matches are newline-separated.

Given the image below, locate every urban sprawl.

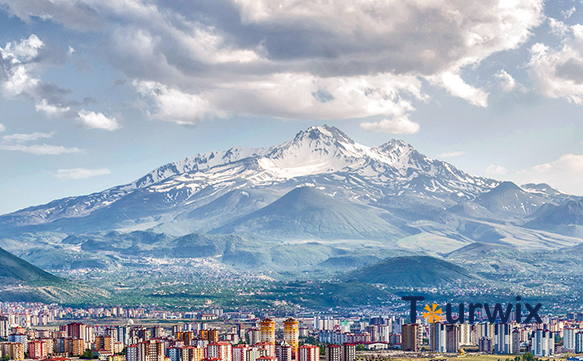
left=1, top=302, right=583, bottom=361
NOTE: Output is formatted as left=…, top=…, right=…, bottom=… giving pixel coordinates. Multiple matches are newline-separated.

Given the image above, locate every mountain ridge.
left=0, top=125, right=500, bottom=231
left=0, top=125, right=580, bottom=254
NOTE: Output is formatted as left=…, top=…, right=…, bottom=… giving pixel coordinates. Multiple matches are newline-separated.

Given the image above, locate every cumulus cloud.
left=485, top=164, right=507, bottom=175
left=0, top=123, right=5, bottom=132
left=3, top=132, right=52, bottom=143
left=438, top=151, right=465, bottom=158
left=55, top=168, right=111, bottom=180
left=0, top=143, right=83, bottom=155
left=531, top=153, right=583, bottom=174
left=78, top=110, right=119, bottom=131
left=135, top=73, right=424, bottom=123
left=528, top=23, right=583, bottom=104
left=513, top=153, right=583, bottom=195
left=133, top=80, right=221, bottom=124
left=429, top=71, right=489, bottom=107
left=0, top=34, right=119, bottom=130
left=0, top=0, right=545, bottom=128
left=0, top=34, right=43, bottom=98
left=360, top=116, right=420, bottom=134
left=548, top=18, right=570, bottom=37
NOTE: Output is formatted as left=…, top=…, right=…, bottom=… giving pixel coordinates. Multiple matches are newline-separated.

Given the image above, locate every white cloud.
left=531, top=153, right=583, bottom=174
left=0, top=34, right=43, bottom=98
left=0, top=33, right=43, bottom=62
left=78, top=110, right=120, bottom=130
left=438, top=151, right=465, bottom=158
left=528, top=23, right=583, bottom=104
left=549, top=18, right=570, bottom=37
left=562, top=6, right=576, bottom=19
left=135, top=73, right=425, bottom=123
left=0, top=0, right=544, bottom=127
left=3, top=132, right=52, bottom=143
left=0, top=143, right=83, bottom=155
left=55, top=168, right=111, bottom=180
left=133, top=80, right=221, bottom=124
left=495, top=70, right=517, bottom=92
left=0, top=123, right=5, bottom=132
left=35, top=99, right=71, bottom=118
left=512, top=153, right=583, bottom=195
left=0, top=34, right=118, bottom=130
left=429, top=71, right=489, bottom=107
left=360, top=116, right=420, bottom=134
left=485, top=164, right=507, bottom=175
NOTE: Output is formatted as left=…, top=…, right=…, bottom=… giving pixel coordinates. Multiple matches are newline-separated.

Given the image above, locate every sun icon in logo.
left=423, top=303, right=443, bottom=323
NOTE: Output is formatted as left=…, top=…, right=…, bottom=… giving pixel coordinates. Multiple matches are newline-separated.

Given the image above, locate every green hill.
left=0, top=247, right=61, bottom=283
left=348, top=255, right=473, bottom=287
left=0, top=247, right=109, bottom=303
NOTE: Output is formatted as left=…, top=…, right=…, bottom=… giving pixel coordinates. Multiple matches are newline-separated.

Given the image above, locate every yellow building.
left=283, top=318, right=299, bottom=359
left=14, top=342, right=25, bottom=360
left=200, top=329, right=219, bottom=343
left=182, top=345, right=204, bottom=361
left=72, top=338, right=86, bottom=356
left=95, top=335, right=114, bottom=351
left=1, top=342, right=25, bottom=360
left=260, top=319, right=276, bottom=346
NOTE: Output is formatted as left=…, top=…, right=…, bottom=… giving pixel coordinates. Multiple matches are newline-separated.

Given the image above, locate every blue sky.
left=1, top=0, right=583, bottom=214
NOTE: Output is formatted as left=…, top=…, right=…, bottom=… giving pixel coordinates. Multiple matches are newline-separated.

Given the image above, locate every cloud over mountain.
left=0, top=0, right=545, bottom=130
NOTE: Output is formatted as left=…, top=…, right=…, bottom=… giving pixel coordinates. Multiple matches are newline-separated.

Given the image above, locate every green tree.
left=522, top=352, right=535, bottom=361
left=2, top=355, right=10, bottom=361
left=300, top=336, right=318, bottom=346
left=356, top=344, right=366, bottom=351
left=80, top=349, right=95, bottom=359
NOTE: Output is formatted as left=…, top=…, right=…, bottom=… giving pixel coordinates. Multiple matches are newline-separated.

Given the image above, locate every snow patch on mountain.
left=1, top=125, right=500, bottom=227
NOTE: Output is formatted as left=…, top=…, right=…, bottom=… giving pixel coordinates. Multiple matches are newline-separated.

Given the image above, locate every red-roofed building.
left=256, top=356, right=277, bottom=361
left=299, top=345, right=319, bottom=361
left=206, top=342, right=232, bottom=361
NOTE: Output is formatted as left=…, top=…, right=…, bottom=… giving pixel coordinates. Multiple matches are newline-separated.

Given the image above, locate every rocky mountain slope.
left=0, top=125, right=581, bottom=279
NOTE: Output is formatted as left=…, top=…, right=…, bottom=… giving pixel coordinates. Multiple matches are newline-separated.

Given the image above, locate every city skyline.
left=2, top=300, right=583, bottom=360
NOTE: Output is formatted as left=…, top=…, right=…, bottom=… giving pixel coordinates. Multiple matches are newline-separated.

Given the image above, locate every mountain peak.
left=294, top=125, right=355, bottom=145
left=377, top=139, right=415, bottom=155
left=492, top=181, right=522, bottom=192
left=521, top=183, right=564, bottom=196
left=0, top=125, right=502, bottom=231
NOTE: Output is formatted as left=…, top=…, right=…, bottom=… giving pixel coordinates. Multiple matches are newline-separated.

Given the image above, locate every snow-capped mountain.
left=0, top=125, right=579, bottom=251
left=0, top=126, right=495, bottom=226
